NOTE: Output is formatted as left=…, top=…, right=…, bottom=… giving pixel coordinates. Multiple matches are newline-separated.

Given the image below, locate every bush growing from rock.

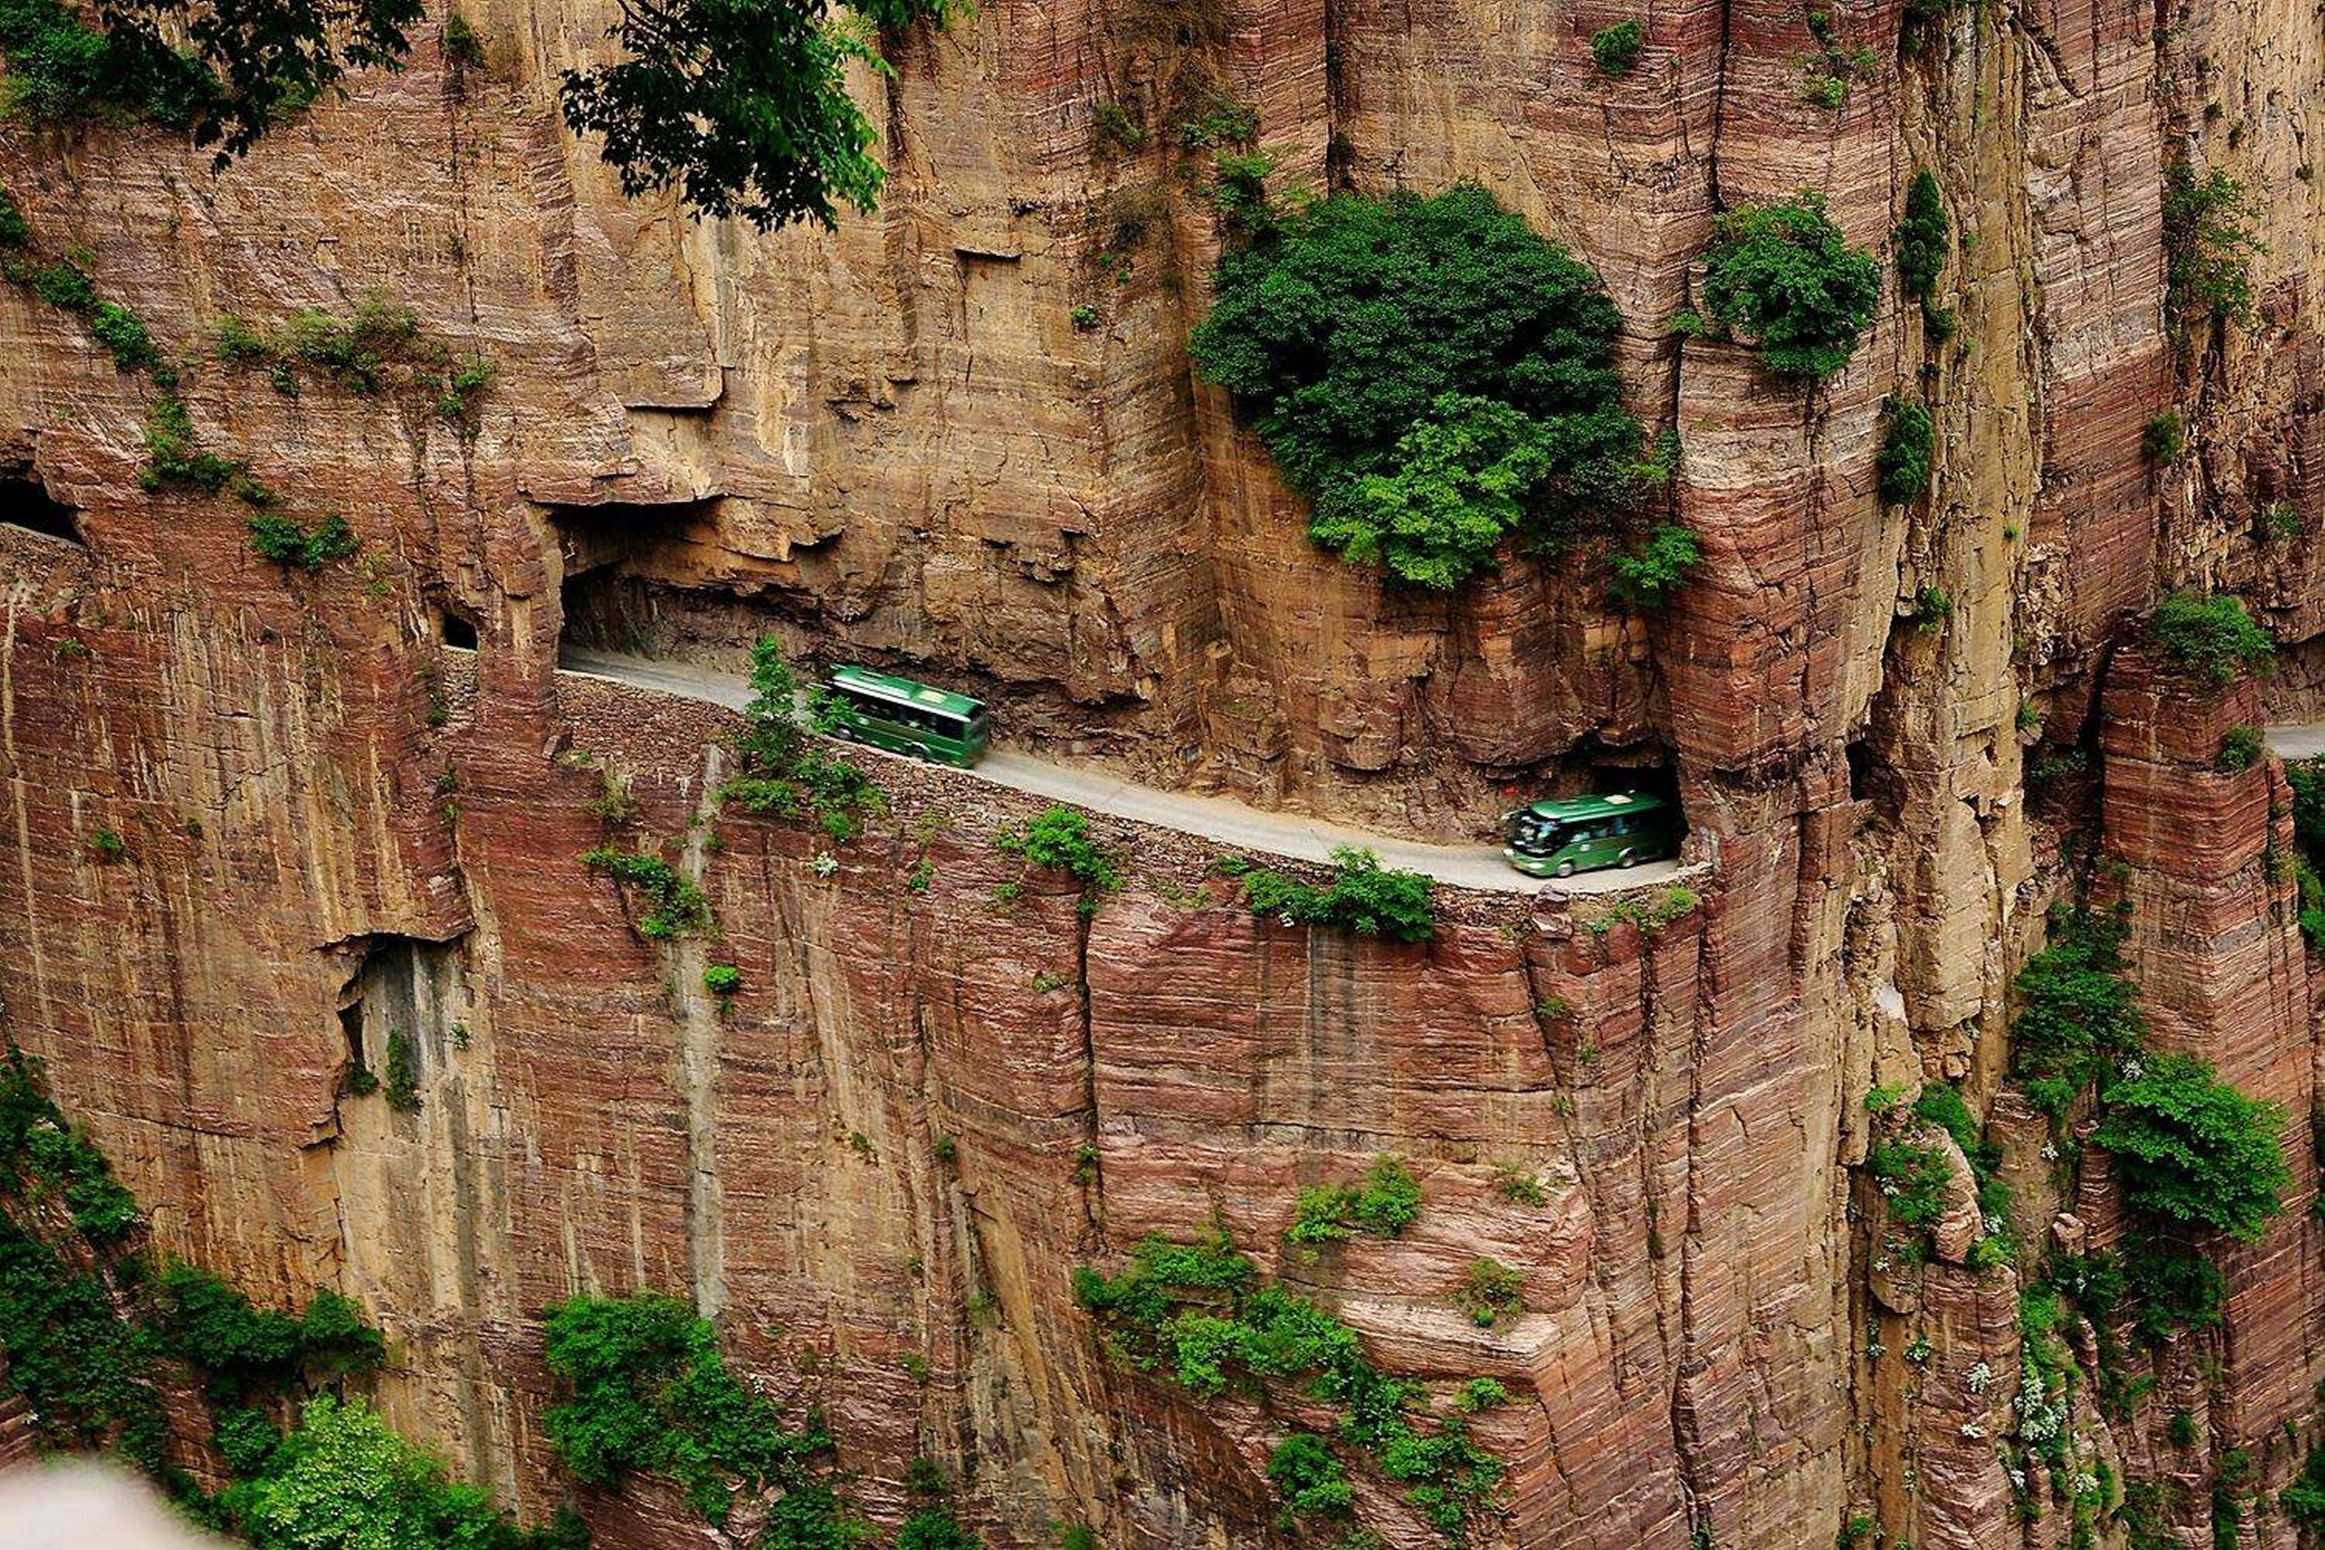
left=1590, top=19, right=1644, bottom=73
left=1697, top=191, right=1881, bottom=379
left=2147, top=591, right=2272, bottom=685
left=2091, top=1052, right=2290, bottom=1242
left=1190, top=184, right=1659, bottom=589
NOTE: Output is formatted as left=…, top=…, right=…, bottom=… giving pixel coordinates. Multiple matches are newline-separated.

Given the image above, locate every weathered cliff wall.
left=3, top=0, right=2325, bottom=1540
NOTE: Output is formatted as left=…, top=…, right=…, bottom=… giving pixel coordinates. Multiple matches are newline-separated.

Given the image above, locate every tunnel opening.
left=0, top=473, right=83, bottom=546
left=1494, top=743, right=1690, bottom=881
left=330, top=934, right=467, bottom=1104
left=438, top=606, right=478, bottom=651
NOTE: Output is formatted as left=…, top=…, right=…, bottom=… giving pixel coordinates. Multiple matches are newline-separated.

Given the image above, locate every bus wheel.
left=1619, top=851, right=1636, bottom=869
left=1555, top=860, right=1575, bottom=878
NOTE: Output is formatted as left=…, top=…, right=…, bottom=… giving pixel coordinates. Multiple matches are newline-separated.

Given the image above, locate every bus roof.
left=827, top=664, right=986, bottom=721
left=1519, top=790, right=1669, bottom=823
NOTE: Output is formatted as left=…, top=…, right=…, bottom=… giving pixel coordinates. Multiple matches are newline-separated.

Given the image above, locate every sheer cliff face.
left=2, top=0, right=2324, bottom=1542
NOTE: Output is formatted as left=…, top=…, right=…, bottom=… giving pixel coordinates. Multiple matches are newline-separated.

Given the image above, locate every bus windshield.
left=1507, top=814, right=1563, bottom=855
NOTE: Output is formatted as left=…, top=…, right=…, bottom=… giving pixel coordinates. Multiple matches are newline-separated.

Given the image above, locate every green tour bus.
left=819, top=665, right=992, bottom=768
left=1500, top=790, right=1680, bottom=879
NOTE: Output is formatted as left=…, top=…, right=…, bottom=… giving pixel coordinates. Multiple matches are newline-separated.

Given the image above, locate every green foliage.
left=2282, top=1443, right=2325, bottom=1530
left=2116, top=1236, right=2226, bottom=1343
left=1894, top=170, right=1949, bottom=300
left=1287, top=1156, right=1423, bottom=1249
left=1590, top=19, right=1643, bottom=74
left=1188, top=184, right=1654, bottom=589
left=1877, top=397, right=1933, bottom=504
left=2162, top=164, right=2263, bottom=325
left=580, top=845, right=713, bottom=938
left=0, top=187, right=23, bottom=248
left=1865, top=1137, right=1953, bottom=1227
left=1608, top=522, right=1701, bottom=610
left=141, top=394, right=261, bottom=498
left=896, top=1510, right=985, bottom=1550
left=86, top=825, right=125, bottom=862
left=2217, top=724, right=2263, bottom=771
left=542, top=1290, right=835, bottom=1525
left=383, top=1029, right=421, bottom=1111
left=703, top=963, right=743, bottom=997
left=557, top=0, right=954, bottom=232
left=90, top=302, right=163, bottom=373
left=996, top=807, right=1121, bottom=893
left=2011, top=904, right=2144, bottom=1117
left=28, top=257, right=96, bottom=311
left=1268, top=1432, right=1355, bottom=1519
left=247, top=512, right=358, bottom=569
left=1493, top=1166, right=1546, bottom=1208
left=1074, top=1231, right=1504, bottom=1537
left=2091, top=1052, right=2290, bottom=1242
left=2144, top=410, right=2185, bottom=463
left=1455, top=1258, right=1524, bottom=1327
left=725, top=637, right=885, bottom=841
left=2147, top=591, right=2273, bottom=685
left=441, top=10, right=483, bottom=64
left=1455, top=1377, right=1509, bottom=1412
left=1235, top=846, right=1435, bottom=940
left=1697, top=191, right=1881, bottom=379
left=231, top=1394, right=586, bottom=1550
left=151, top=1261, right=384, bottom=1401
left=761, top=1485, right=879, bottom=1548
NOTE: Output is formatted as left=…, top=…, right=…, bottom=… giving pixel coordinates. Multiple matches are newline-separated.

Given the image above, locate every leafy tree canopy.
left=1189, top=183, right=1658, bottom=589
left=2091, top=1051, right=2290, bottom=1242
left=560, top=0, right=955, bottom=231
left=1698, top=190, right=1881, bottom=379
left=0, top=0, right=423, bottom=163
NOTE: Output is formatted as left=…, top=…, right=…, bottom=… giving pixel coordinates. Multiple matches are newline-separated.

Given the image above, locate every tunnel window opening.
left=338, top=1001, right=369, bottom=1080
left=1, top=475, right=83, bottom=546
left=439, top=608, right=478, bottom=650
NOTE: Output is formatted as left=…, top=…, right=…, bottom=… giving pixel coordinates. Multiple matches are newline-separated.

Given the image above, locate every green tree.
left=2162, top=164, right=2263, bottom=325
left=542, top=1291, right=833, bottom=1525
left=1698, top=191, right=1881, bottom=379
left=2091, top=1053, right=2290, bottom=1242
left=1877, top=397, right=1932, bottom=504
left=559, top=0, right=954, bottom=231
left=1, top=0, right=423, bottom=163
left=1189, top=184, right=1656, bottom=588
left=1893, top=170, right=1948, bottom=300
left=2147, top=591, right=2272, bottom=685
left=237, top=1394, right=584, bottom=1549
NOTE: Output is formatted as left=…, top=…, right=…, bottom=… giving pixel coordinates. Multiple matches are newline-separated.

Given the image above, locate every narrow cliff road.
left=2268, top=725, right=2325, bottom=761
left=555, top=648, right=1689, bottom=896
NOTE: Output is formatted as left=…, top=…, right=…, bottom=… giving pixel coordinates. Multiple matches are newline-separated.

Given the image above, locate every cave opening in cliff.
left=0, top=473, right=82, bottom=545
left=439, top=606, right=478, bottom=651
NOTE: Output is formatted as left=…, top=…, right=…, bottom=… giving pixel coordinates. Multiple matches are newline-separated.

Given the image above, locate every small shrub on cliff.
left=89, top=302, right=162, bottom=373
left=1287, top=1155, right=1422, bottom=1251
left=1269, top=1433, right=1355, bottom=1521
left=2163, top=163, right=2263, bottom=326
left=543, top=1290, right=838, bottom=1525
left=1877, top=397, right=1933, bottom=504
left=1894, top=170, right=1949, bottom=300
left=1189, top=184, right=1657, bottom=588
left=2116, top=1235, right=2227, bottom=1343
left=1455, top=1258, right=1525, bottom=1327
left=382, top=1029, right=421, bottom=1111
left=896, top=1510, right=984, bottom=1549
left=995, top=807, right=1121, bottom=895
left=2281, top=1444, right=2325, bottom=1531
left=1865, top=1136, right=1953, bottom=1228
left=1608, top=521, right=1701, bottom=610
left=1590, top=19, right=1644, bottom=74
left=2091, top=1053, right=2290, bottom=1242
left=1697, top=191, right=1881, bottom=379
left=1237, top=846, right=1435, bottom=940
left=2217, top=724, right=2264, bottom=771
left=581, top=844, right=712, bottom=938
left=247, top=512, right=358, bottom=569
left=2147, top=591, right=2273, bottom=686
left=0, top=187, right=27, bottom=248
left=2143, top=410, right=2185, bottom=463
left=1074, top=1230, right=1504, bottom=1536
left=2011, top=903, right=2144, bottom=1117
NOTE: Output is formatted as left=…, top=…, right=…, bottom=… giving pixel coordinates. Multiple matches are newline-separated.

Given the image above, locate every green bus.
left=1500, top=790, right=1680, bottom=878
left=818, top=665, right=992, bottom=768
